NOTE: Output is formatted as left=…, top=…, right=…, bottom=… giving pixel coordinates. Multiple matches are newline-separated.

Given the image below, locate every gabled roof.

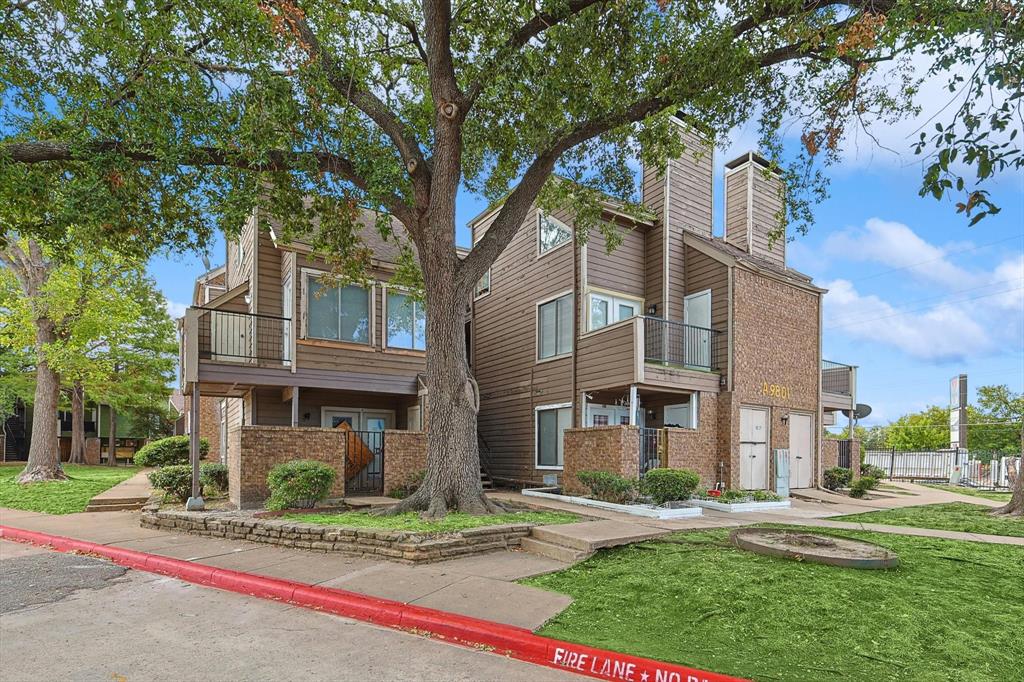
left=682, top=232, right=826, bottom=293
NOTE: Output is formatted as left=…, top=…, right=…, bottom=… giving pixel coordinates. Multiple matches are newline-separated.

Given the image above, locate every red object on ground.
left=0, top=524, right=746, bottom=682
left=707, top=489, right=722, bottom=497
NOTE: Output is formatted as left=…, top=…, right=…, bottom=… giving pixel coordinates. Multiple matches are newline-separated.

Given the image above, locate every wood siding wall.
left=576, top=321, right=637, bottom=393
left=249, top=386, right=416, bottom=428
left=683, top=246, right=729, bottom=333
left=723, top=161, right=786, bottom=267
left=471, top=206, right=575, bottom=485
left=586, top=225, right=646, bottom=298
left=724, top=166, right=749, bottom=252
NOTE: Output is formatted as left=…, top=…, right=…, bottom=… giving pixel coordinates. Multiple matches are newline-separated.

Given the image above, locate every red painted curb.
left=0, top=524, right=746, bottom=682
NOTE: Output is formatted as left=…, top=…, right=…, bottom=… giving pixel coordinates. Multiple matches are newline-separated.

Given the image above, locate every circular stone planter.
left=730, top=528, right=899, bottom=570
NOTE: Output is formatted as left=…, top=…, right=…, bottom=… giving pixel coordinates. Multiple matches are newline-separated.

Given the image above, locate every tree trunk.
left=68, top=381, right=86, bottom=464
left=385, top=233, right=497, bottom=519
left=992, top=428, right=1023, bottom=516
left=17, top=319, right=67, bottom=482
left=107, top=406, right=118, bottom=466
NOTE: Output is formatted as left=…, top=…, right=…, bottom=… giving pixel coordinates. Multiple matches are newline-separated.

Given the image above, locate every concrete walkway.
left=85, top=469, right=154, bottom=512
left=0, top=507, right=571, bottom=630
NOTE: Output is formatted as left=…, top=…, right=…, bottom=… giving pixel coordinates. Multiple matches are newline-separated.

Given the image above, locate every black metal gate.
left=640, top=427, right=664, bottom=476
left=345, top=430, right=384, bottom=495
left=837, top=440, right=852, bottom=469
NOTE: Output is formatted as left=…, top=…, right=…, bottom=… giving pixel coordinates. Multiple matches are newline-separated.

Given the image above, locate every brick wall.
left=665, top=392, right=720, bottom=488
left=729, top=269, right=821, bottom=491
left=562, top=425, right=640, bottom=494
left=84, top=437, right=101, bottom=465
left=821, top=438, right=862, bottom=484
left=230, top=426, right=348, bottom=509
left=383, top=430, right=427, bottom=496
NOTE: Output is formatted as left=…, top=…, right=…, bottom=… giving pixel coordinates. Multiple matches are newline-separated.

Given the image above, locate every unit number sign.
left=761, top=382, right=791, bottom=399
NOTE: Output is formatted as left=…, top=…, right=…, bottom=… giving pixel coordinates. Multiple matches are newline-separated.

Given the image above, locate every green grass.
left=834, top=502, right=1023, bottom=538
left=922, top=484, right=1012, bottom=502
left=283, top=509, right=579, bottom=534
left=284, top=503, right=581, bottom=532
left=0, top=464, right=140, bottom=514
left=523, top=527, right=1024, bottom=681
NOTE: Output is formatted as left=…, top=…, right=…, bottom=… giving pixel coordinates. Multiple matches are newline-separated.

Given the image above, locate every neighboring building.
left=4, top=398, right=150, bottom=463
left=470, top=118, right=857, bottom=491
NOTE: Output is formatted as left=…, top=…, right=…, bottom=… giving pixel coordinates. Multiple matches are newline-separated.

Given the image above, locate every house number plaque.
left=761, top=382, right=791, bottom=399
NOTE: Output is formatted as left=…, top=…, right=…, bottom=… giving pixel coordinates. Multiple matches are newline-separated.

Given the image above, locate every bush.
left=823, top=467, right=853, bottom=491
left=134, top=435, right=209, bottom=467
left=200, top=463, right=229, bottom=493
left=148, top=465, right=193, bottom=501
left=750, top=489, right=782, bottom=502
left=861, top=463, right=887, bottom=480
left=387, top=470, right=424, bottom=499
left=266, top=460, right=336, bottom=511
left=717, top=489, right=781, bottom=503
left=576, top=470, right=636, bottom=505
left=849, top=476, right=877, bottom=498
left=640, top=468, right=700, bottom=505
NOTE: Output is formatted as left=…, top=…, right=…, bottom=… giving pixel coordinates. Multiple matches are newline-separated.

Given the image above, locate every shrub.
left=266, top=460, right=336, bottom=511
left=576, top=470, right=636, bottom=505
left=849, top=476, right=877, bottom=498
left=388, top=470, right=425, bottom=499
left=134, top=435, right=209, bottom=467
left=200, top=463, right=229, bottom=493
left=750, top=489, right=782, bottom=502
left=716, top=489, right=781, bottom=503
left=148, top=465, right=193, bottom=501
left=823, top=467, right=853, bottom=491
left=640, top=468, right=700, bottom=505
left=861, top=463, right=887, bottom=480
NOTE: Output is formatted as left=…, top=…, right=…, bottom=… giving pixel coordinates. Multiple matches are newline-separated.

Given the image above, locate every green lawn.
left=922, top=484, right=1012, bottom=502
left=0, top=464, right=140, bottom=515
left=834, top=502, right=1023, bottom=538
left=523, top=528, right=1023, bottom=681
left=283, top=509, right=578, bottom=533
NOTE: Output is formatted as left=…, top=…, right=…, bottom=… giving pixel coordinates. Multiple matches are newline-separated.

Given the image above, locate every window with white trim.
left=537, top=405, right=572, bottom=467
left=537, top=294, right=573, bottom=359
left=386, top=289, right=426, bottom=350
left=304, top=273, right=370, bottom=344
left=475, top=268, right=491, bottom=297
left=587, top=292, right=641, bottom=331
left=538, top=213, right=571, bottom=254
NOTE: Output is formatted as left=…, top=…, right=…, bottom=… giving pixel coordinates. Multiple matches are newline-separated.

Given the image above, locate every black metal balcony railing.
left=197, top=308, right=291, bottom=364
left=822, top=360, right=853, bottom=396
left=643, top=317, right=724, bottom=371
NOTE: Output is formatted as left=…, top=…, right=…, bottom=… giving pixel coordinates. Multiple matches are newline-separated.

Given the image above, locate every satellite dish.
left=201, top=253, right=212, bottom=271
left=842, top=404, right=872, bottom=420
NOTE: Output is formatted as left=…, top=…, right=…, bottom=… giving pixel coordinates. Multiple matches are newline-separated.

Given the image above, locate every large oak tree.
left=2, top=1, right=1020, bottom=515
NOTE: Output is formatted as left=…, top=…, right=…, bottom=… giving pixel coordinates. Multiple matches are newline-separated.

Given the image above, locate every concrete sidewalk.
left=0, top=507, right=571, bottom=630
left=85, top=469, right=154, bottom=512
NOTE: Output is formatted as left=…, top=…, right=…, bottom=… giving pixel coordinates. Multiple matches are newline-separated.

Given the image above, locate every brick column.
left=382, top=430, right=427, bottom=496
left=562, top=425, right=640, bottom=495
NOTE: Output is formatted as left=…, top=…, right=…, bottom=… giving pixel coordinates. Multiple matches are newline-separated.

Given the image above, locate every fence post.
left=889, top=447, right=896, bottom=478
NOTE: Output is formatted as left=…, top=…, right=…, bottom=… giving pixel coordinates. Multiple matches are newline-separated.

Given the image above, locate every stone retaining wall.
left=140, top=507, right=532, bottom=564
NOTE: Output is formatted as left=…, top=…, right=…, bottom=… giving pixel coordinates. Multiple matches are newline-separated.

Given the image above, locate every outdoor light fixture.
left=781, top=413, right=789, bottom=424
left=646, top=304, right=657, bottom=315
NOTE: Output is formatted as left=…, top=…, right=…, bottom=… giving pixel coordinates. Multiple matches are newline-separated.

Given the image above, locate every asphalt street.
left=0, top=540, right=583, bottom=682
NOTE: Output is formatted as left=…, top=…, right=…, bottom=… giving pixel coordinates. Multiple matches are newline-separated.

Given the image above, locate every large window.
left=305, top=274, right=370, bottom=344
left=538, top=293, right=573, bottom=359
left=587, top=292, right=641, bottom=331
left=538, top=213, right=572, bottom=255
left=537, top=404, right=572, bottom=468
left=386, top=289, right=426, bottom=350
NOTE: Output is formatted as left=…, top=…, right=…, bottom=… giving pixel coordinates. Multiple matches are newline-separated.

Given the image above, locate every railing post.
left=890, top=447, right=896, bottom=478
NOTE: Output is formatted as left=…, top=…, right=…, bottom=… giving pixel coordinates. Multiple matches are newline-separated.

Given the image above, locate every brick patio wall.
left=84, top=437, right=101, bottom=465
left=821, top=438, right=862, bottom=484
left=665, top=392, right=720, bottom=489
left=383, top=430, right=427, bottom=496
left=562, top=425, right=640, bottom=494
left=229, top=426, right=348, bottom=509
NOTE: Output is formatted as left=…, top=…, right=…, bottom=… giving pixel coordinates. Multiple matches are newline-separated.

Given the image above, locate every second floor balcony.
left=822, top=359, right=856, bottom=411
left=197, top=308, right=293, bottom=365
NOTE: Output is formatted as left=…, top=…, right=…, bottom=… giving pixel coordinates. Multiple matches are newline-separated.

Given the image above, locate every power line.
left=843, top=234, right=1024, bottom=284
left=826, top=286, right=1024, bottom=330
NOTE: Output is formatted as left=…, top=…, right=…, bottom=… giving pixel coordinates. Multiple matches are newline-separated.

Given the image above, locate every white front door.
left=587, top=404, right=635, bottom=427
left=683, top=290, right=712, bottom=367
left=788, top=413, right=813, bottom=489
left=322, top=408, right=360, bottom=429
left=210, top=310, right=250, bottom=362
left=739, top=407, right=769, bottom=490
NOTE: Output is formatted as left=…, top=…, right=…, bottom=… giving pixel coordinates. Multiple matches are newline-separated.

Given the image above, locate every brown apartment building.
left=180, top=115, right=858, bottom=506
left=470, top=117, right=858, bottom=493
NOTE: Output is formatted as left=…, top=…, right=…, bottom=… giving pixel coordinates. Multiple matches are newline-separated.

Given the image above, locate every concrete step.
left=88, top=496, right=149, bottom=506
left=519, top=537, right=591, bottom=563
left=530, top=520, right=670, bottom=553
left=84, top=502, right=145, bottom=512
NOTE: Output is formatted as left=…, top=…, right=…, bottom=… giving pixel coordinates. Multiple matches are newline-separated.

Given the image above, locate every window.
left=587, top=292, right=641, bottom=331
left=537, top=294, right=573, bottom=359
left=475, top=268, right=491, bottom=298
left=537, top=404, right=572, bottom=468
left=664, top=394, right=700, bottom=429
left=238, top=236, right=245, bottom=265
left=386, top=289, right=426, bottom=350
left=538, top=213, right=571, bottom=255
left=304, top=273, right=370, bottom=344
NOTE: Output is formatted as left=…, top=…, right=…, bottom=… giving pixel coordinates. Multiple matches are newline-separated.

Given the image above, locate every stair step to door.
left=530, top=521, right=670, bottom=553
left=519, top=537, right=592, bottom=563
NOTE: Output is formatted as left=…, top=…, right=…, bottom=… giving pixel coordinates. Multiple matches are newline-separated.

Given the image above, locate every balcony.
left=822, top=360, right=856, bottom=411
left=196, top=308, right=291, bottom=365
left=642, top=317, right=725, bottom=372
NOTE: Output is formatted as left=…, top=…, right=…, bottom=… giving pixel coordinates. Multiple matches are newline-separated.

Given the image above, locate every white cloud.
left=165, top=300, right=189, bottom=319
left=820, top=220, right=1024, bottom=362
